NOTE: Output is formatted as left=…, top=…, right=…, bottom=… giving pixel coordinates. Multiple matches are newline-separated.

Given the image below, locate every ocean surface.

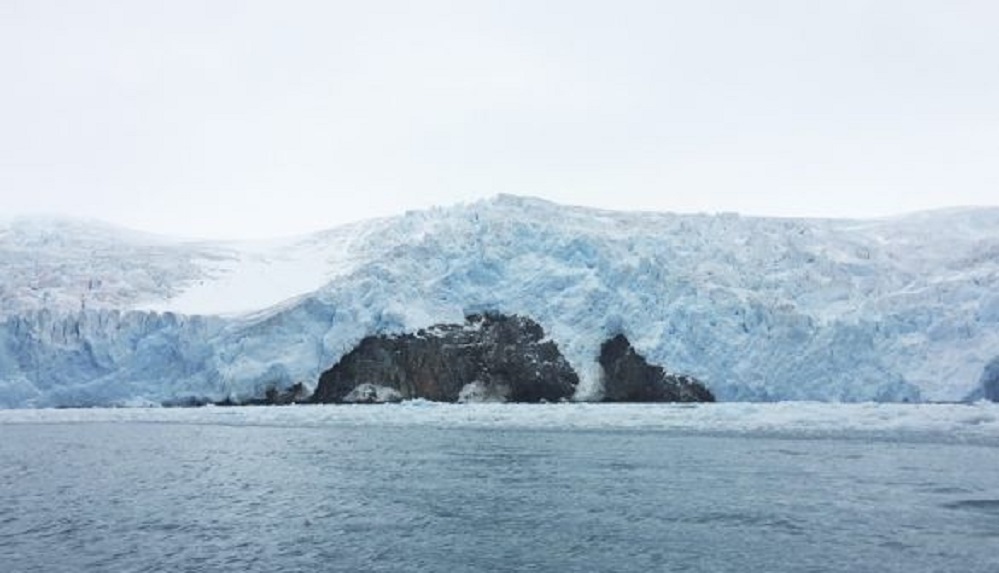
left=1, top=403, right=998, bottom=572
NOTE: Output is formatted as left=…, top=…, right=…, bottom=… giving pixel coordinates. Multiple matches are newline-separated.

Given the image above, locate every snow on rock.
left=2, top=196, right=999, bottom=407
left=457, top=381, right=509, bottom=403
left=341, top=384, right=404, bottom=404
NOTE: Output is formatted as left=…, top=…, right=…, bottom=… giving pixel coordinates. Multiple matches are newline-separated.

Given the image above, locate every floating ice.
left=1, top=402, right=997, bottom=445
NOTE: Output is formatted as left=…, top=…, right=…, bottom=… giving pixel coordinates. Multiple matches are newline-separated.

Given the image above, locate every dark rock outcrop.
left=599, top=334, right=714, bottom=402
left=312, top=313, right=579, bottom=403
left=981, top=357, right=999, bottom=402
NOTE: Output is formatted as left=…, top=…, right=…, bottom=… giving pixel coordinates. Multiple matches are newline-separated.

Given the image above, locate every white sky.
left=2, top=0, right=998, bottom=239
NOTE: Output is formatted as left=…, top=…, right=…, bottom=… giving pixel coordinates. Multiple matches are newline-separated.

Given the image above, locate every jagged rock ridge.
left=313, top=313, right=579, bottom=403
left=600, top=334, right=714, bottom=402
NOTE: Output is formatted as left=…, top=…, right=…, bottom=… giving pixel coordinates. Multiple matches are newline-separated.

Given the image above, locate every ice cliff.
left=1, top=195, right=998, bottom=407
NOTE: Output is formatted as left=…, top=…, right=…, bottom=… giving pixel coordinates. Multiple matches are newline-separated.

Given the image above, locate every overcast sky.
left=2, top=1, right=997, bottom=239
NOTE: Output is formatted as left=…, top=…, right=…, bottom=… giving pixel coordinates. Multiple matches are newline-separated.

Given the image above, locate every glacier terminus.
left=1, top=195, right=998, bottom=408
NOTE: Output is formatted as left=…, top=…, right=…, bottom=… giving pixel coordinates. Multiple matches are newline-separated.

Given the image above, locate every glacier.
left=1, top=195, right=998, bottom=407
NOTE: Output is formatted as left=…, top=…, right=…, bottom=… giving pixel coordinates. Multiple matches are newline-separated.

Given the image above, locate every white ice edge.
left=2, top=402, right=998, bottom=443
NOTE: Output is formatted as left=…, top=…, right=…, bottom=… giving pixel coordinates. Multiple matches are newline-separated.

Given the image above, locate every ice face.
left=1, top=197, right=998, bottom=407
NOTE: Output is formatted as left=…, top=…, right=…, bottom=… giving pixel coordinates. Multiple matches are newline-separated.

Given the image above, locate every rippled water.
left=2, top=411, right=998, bottom=572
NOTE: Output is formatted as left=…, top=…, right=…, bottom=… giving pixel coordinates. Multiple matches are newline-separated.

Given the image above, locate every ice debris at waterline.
left=1, top=195, right=999, bottom=407
left=2, top=402, right=998, bottom=445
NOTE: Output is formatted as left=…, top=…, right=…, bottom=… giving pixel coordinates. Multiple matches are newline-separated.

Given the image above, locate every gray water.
left=1, top=421, right=998, bottom=572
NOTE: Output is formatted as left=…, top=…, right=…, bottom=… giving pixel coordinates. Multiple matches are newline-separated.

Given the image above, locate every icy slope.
left=0, top=216, right=374, bottom=316
left=1, top=196, right=998, bottom=407
left=0, top=217, right=214, bottom=315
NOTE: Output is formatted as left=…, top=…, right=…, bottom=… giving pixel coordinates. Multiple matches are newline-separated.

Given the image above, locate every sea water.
left=1, top=404, right=998, bottom=572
